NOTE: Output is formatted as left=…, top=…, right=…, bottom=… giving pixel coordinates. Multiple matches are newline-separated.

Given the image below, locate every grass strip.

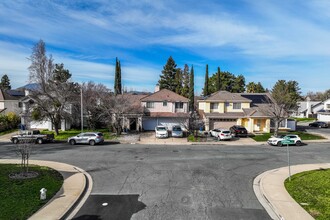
left=285, top=169, right=330, bottom=220
left=0, top=164, right=63, bottom=220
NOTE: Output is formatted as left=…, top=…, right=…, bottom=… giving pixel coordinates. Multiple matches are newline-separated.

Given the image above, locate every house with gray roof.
left=197, top=91, right=291, bottom=133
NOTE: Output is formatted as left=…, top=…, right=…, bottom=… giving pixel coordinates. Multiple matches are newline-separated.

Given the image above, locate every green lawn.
left=0, top=164, right=63, bottom=220
left=285, top=169, right=330, bottom=220
left=41, top=128, right=116, bottom=141
left=291, top=117, right=316, bottom=122
left=251, top=131, right=325, bottom=142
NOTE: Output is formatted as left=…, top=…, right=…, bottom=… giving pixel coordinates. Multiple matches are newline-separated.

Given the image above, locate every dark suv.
left=308, top=121, right=328, bottom=128
left=229, top=125, right=248, bottom=137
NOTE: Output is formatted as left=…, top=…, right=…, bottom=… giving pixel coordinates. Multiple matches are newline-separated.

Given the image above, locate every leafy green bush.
left=0, top=112, right=20, bottom=132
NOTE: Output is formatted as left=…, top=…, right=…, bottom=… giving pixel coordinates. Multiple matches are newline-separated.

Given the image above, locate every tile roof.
left=145, top=112, right=189, bottom=118
left=204, top=112, right=245, bottom=119
left=140, top=89, right=189, bottom=102
left=200, top=91, right=252, bottom=102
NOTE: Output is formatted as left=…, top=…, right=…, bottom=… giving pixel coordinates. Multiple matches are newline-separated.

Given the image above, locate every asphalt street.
left=1, top=141, right=329, bottom=220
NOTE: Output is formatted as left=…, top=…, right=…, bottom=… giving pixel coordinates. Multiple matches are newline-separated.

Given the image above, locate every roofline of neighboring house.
left=140, top=88, right=189, bottom=102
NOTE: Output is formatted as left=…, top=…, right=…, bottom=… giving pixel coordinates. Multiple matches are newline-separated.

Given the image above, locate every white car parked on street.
left=217, top=129, right=232, bottom=141
left=267, top=134, right=302, bottom=147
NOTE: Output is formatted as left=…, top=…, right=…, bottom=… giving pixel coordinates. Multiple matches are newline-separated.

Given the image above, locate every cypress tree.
left=189, top=65, right=194, bottom=112
left=216, top=67, right=221, bottom=91
left=114, top=57, right=122, bottom=95
left=175, top=68, right=183, bottom=95
left=118, top=60, right=122, bottom=94
left=203, top=64, right=209, bottom=96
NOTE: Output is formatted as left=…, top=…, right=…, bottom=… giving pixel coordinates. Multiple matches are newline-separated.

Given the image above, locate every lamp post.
left=80, top=85, right=83, bottom=133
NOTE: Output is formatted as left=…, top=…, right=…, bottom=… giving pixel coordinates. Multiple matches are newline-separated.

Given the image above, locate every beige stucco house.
left=198, top=91, right=276, bottom=133
left=140, top=89, right=189, bottom=130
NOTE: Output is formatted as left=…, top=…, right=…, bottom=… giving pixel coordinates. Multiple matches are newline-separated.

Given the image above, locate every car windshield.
left=173, top=127, right=182, bottom=131
left=237, top=127, right=246, bottom=131
left=97, top=133, right=103, bottom=136
left=222, top=130, right=230, bottom=134
left=157, top=127, right=166, bottom=131
left=213, top=129, right=220, bottom=132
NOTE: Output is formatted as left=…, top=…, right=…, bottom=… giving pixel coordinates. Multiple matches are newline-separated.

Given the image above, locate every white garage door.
left=210, top=119, right=237, bottom=130
left=142, top=118, right=187, bottom=131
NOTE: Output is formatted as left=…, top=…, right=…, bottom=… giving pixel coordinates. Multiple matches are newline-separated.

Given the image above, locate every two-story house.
left=140, top=89, right=189, bottom=130
left=0, top=89, right=25, bottom=115
left=198, top=91, right=284, bottom=133
left=317, top=98, right=330, bottom=122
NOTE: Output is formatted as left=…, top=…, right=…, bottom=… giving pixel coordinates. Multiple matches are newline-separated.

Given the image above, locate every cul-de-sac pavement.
left=1, top=139, right=330, bottom=220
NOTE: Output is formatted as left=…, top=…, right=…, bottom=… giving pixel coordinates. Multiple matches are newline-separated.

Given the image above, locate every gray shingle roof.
left=140, top=89, right=189, bottom=102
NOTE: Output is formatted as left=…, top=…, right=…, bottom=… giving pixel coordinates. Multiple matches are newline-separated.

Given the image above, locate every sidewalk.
left=0, top=159, right=92, bottom=220
left=254, top=163, right=330, bottom=220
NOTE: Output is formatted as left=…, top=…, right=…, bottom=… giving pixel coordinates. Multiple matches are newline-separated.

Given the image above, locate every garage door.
left=210, top=119, right=237, bottom=130
left=142, top=118, right=187, bottom=131
left=142, top=118, right=158, bottom=131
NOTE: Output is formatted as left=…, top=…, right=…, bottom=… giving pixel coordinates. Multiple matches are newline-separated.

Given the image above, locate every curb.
left=254, top=163, right=330, bottom=220
left=0, top=159, right=92, bottom=220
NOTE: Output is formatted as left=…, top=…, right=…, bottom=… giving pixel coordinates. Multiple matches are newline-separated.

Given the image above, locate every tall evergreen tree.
left=158, top=56, right=177, bottom=92
left=114, top=57, right=122, bottom=95
left=246, top=82, right=266, bottom=93
left=216, top=67, right=221, bottom=91
left=174, top=68, right=183, bottom=94
left=232, top=74, right=245, bottom=93
left=189, top=65, right=194, bottom=112
left=181, top=64, right=190, bottom=98
left=118, top=60, right=122, bottom=94
left=203, top=64, right=209, bottom=96
left=0, top=74, right=11, bottom=90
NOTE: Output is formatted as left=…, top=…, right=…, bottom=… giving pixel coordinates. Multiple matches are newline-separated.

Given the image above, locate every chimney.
left=154, top=84, right=160, bottom=92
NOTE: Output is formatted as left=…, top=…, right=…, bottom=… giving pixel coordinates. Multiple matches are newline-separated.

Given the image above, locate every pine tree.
left=189, top=65, right=194, bottom=112
left=158, top=56, right=177, bottom=92
left=181, top=64, right=190, bottom=98
left=0, top=74, right=11, bottom=90
left=216, top=67, right=221, bottom=91
left=203, top=64, right=209, bottom=96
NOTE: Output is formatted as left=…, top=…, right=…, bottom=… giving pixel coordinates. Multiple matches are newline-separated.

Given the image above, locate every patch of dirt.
left=9, top=171, right=39, bottom=179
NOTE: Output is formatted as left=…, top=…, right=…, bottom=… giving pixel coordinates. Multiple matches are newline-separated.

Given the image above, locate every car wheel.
left=319, top=125, right=322, bottom=128
left=13, top=138, right=18, bottom=144
left=217, top=136, right=221, bottom=141
left=89, top=140, right=95, bottom=146
left=296, top=141, right=302, bottom=146
left=69, top=139, right=76, bottom=145
left=37, top=138, right=43, bottom=144
left=277, top=141, right=283, bottom=147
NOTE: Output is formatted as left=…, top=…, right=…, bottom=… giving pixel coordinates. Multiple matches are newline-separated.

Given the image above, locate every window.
left=146, top=102, right=154, bottom=108
left=163, top=101, right=167, bottom=106
left=210, top=103, right=218, bottom=110
left=233, top=103, right=241, bottom=109
left=225, top=102, right=230, bottom=107
left=175, top=102, right=183, bottom=109
left=327, top=104, right=330, bottom=108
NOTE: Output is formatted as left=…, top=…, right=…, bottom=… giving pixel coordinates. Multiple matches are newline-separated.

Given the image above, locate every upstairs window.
left=233, top=103, right=241, bottom=109
left=175, top=102, right=183, bottom=109
left=163, top=101, right=167, bottom=107
left=210, top=103, right=219, bottom=110
left=146, top=102, right=154, bottom=108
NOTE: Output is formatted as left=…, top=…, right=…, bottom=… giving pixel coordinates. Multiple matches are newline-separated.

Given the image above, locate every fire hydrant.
left=40, top=188, right=47, bottom=200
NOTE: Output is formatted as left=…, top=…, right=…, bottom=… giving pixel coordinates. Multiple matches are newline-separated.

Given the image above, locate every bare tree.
left=15, top=138, right=35, bottom=175
left=28, top=40, right=78, bottom=135
left=99, top=94, right=143, bottom=135
left=81, top=81, right=109, bottom=130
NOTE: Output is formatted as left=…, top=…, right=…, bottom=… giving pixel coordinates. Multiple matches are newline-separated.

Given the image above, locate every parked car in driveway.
left=155, top=126, right=168, bottom=138
left=267, top=134, right=302, bottom=147
left=229, top=125, right=248, bottom=137
left=209, top=128, right=221, bottom=137
left=217, top=129, right=232, bottom=141
left=68, top=132, right=104, bottom=145
left=308, top=121, right=328, bottom=128
left=172, top=125, right=183, bottom=137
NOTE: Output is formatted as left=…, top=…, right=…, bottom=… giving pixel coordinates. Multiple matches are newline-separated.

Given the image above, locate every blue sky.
left=1, top=0, right=329, bottom=95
